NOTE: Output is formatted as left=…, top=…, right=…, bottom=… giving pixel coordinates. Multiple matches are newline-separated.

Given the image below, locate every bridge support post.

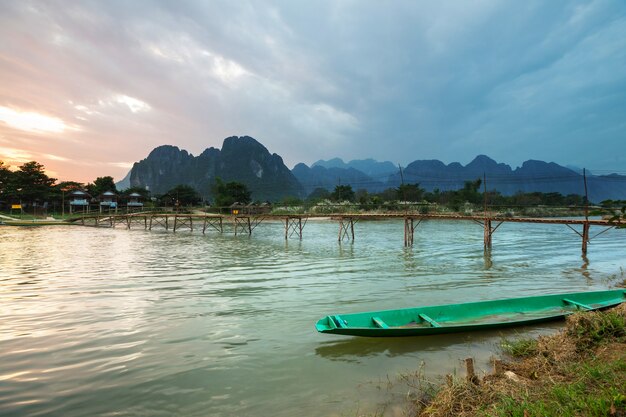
left=234, top=216, right=252, bottom=236
left=285, top=216, right=304, bottom=240
left=203, top=217, right=224, bottom=234
left=484, top=219, right=492, bottom=250
left=404, top=217, right=422, bottom=247
left=338, top=217, right=355, bottom=242
left=582, top=222, right=590, bottom=255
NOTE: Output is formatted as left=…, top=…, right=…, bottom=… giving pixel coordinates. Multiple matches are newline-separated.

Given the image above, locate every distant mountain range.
left=118, top=136, right=626, bottom=203
left=120, top=136, right=302, bottom=201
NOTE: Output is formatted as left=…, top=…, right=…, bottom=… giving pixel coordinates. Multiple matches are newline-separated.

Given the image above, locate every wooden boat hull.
left=315, top=289, right=626, bottom=337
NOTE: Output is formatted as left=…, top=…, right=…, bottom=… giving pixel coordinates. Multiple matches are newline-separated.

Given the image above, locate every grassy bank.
left=406, top=304, right=626, bottom=417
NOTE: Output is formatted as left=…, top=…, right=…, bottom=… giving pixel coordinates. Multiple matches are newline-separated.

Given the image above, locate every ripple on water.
left=0, top=221, right=624, bottom=416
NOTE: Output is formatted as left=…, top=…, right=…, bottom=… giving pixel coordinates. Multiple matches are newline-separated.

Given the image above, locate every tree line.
left=0, top=160, right=254, bottom=211
left=2, top=159, right=622, bottom=215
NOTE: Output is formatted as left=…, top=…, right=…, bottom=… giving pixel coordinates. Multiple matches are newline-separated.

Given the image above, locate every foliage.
left=121, top=186, right=151, bottom=198
left=160, top=184, right=202, bottom=206
left=396, top=183, right=424, bottom=202
left=500, top=337, right=539, bottom=358
left=280, top=196, right=303, bottom=206
left=609, top=205, right=626, bottom=229
left=415, top=306, right=626, bottom=417
left=10, top=161, right=56, bottom=203
left=55, top=181, right=85, bottom=192
left=330, top=184, right=355, bottom=202
left=211, top=178, right=251, bottom=207
left=487, top=358, right=626, bottom=417
left=0, top=161, right=13, bottom=200
left=306, top=187, right=330, bottom=202
left=0, top=157, right=614, bottom=215
left=565, top=309, right=626, bottom=350
left=86, top=176, right=117, bottom=197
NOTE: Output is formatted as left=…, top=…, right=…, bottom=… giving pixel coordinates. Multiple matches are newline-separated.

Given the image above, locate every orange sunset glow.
left=1, top=1, right=625, bottom=185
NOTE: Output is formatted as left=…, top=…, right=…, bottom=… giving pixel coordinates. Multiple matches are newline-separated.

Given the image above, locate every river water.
left=0, top=219, right=624, bottom=416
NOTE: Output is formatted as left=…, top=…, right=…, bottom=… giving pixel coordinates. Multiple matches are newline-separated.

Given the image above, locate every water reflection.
left=483, top=250, right=493, bottom=270
left=0, top=221, right=624, bottom=417
left=316, top=333, right=476, bottom=362
left=315, top=324, right=565, bottom=363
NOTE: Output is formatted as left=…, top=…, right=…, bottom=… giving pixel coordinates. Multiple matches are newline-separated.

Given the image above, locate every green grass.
left=566, top=310, right=626, bottom=350
left=500, top=337, right=539, bottom=358
left=485, top=357, right=626, bottom=417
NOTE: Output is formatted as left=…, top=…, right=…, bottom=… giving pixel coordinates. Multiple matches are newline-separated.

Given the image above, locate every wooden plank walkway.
left=70, top=212, right=621, bottom=255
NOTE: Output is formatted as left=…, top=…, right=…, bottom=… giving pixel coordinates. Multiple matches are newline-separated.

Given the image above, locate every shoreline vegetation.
left=381, top=304, right=626, bottom=417
left=2, top=159, right=625, bottom=222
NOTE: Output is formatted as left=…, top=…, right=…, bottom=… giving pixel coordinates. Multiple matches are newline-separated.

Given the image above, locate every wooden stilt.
left=484, top=219, right=492, bottom=250
left=465, top=357, right=479, bottom=385
left=173, top=215, right=178, bottom=232
left=285, top=217, right=305, bottom=239
left=582, top=222, right=590, bottom=255
left=404, top=217, right=413, bottom=246
left=201, top=217, right=223, bottom=233
left=234, top=216, right=252, bottom=236
left=338, top=217, right=355, bottom=242
left=404, top=217, right=423, bottom=247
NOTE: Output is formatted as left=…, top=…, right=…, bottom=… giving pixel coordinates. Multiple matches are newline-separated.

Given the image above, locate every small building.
left=230, top=202, right=272, bottom=215
left=126, top=192, right=144, bottom=210
left=99, top=191, right=118, bottom=213
left=230, top=202, right=243, bottom=215
left=68, top=190, right=91, bottom=214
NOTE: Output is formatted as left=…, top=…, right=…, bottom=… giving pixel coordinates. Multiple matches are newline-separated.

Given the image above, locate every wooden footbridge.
left=70, top=212, right=621, bottom=255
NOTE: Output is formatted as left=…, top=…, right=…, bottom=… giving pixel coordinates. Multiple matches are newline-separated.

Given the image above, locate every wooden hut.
left=99, top=191, right=118, bottom=213
left=68, top=190, right=91, bottom=214
left=126, top=192, right=144, bottom=211
left=230, top=202, right=243, bottom=215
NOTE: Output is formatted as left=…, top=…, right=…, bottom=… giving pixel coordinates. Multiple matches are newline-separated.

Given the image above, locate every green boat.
left=315, top=289, right=626, bottom=337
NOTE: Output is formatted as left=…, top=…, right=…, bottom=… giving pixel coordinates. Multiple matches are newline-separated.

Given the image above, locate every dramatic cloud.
left=0, top=0, right=625, bottom=182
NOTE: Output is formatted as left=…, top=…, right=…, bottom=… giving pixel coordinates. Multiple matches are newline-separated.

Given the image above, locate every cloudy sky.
left=0, top=0, right=625, bottom=182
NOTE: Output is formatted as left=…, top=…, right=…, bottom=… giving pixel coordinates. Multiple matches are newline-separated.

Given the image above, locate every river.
left=0, top=219, right=624, bottom=416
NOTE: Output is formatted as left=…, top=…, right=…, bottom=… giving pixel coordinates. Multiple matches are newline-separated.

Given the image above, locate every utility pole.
left=483, top=172, right=487, bottom=217
left=583, top=168, right=589, bottom=221
left=582, top=168, right=590, bottom=255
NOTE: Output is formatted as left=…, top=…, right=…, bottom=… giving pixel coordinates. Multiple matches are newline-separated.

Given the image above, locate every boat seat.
left=333, top=315, right=347, bottom=328
left=418, top=313, right=441, bottom=328
left=371, top=316, right=389, bottom=329
left=562, top=298, right=592, bottom=310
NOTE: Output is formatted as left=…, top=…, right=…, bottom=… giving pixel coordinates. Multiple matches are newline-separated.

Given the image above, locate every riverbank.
left=404, top=303, right=626, bottom=417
